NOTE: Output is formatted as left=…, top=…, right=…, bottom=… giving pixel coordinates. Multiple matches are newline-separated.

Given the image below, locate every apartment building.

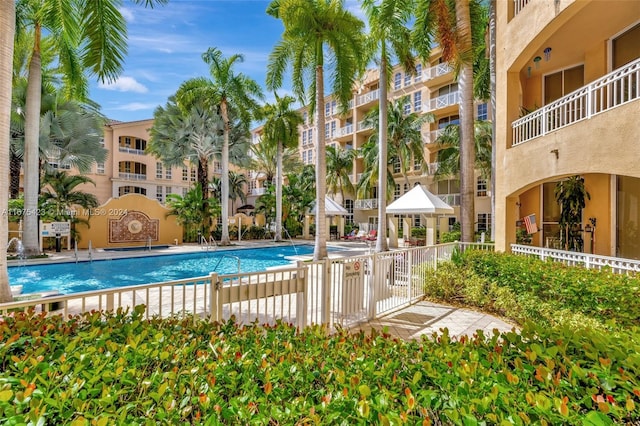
left=495, top=0, right=640, bottom=258
left=250, top=49, right=493, bottom=237
left=76, top=119, right=216, bottom=206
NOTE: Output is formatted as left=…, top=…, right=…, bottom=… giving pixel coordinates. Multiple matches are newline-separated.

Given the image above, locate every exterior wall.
left=74, top=194, right=182, bottom=249
left=495, top=0, right=640, bottom=255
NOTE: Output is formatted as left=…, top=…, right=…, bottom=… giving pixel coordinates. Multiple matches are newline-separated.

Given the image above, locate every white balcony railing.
left=513, top=0, right=531, bottom=17
left=427, top=162, right=440, bottom=175
left=437, top=193, right=460, bottom=206
left=251, top=187, right=267, bottom=196
left=119, top=172, right=147, bottom=180
left=422, top=63, right=452, bottom=81
left=356, top=89, right=380, bottom=106
left=425, top=92, right=460, bottom=112
left=118, top=147, right=145, bottom=155
left=512, top=57, right=640, bottom=146
left=337, top=123, right=354, bottom=137
left=425, top=128, right=446, bottom=144
left=354, top=198, right=378, bottom=210
left=357, top=120, right=372, bottom=131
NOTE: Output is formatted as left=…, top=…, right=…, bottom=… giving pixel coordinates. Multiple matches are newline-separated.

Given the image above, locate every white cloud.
left=120, top=7, right=134, bottom=23
left=98, top=77, right=148, bottom=93
left=113, top=102, right=159, bottom=111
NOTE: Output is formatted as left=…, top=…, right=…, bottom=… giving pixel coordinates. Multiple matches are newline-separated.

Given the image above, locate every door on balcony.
left=612, top=22, right=640, bottom=103
left=543, top=65, right=584, bottom=105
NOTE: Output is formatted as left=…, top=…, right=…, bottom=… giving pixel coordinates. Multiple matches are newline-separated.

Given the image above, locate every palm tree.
left=357, top=138, right=396, bottom=201
left=555, top=176, right=590, bottom=251
left=39, top=171, right=99, bottom=243
left=434, top=120, right=492, bottom=181
left=412, top=0, right=487, bottom=242
left=211, top=171, right=249, bottom=215
left=362, top=0, right=414, bottom=252
left=250, top=141, right=301, bottom=184
left=17, top=0, right=167, bottom=256
left=362, top=96, right=433, bottom=186
left=0, top=0, right=16, bottom=302
left=176, top=47, right=264, bottom=246
left=326, top=145, right=355, bottom=205
left=267, top=0, right=366, bottom=260
left=262, top=94, right=303, bottom=241
left=165, top=184, right=220, bottom=243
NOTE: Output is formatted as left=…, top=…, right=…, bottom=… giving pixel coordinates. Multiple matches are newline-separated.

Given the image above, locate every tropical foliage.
left=555, top=176, right=591, bottom=251
left=176, top=47, right=264, bottom=245
left=267, top=0, right=366, bottom=259
left=434, top=120, right=492, bottom=180
left=165, top=184, right=220, bottom=242
left=325, top=145, right=355, bottom=205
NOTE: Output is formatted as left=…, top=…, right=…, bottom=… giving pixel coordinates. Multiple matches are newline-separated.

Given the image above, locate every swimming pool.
left=9, top=245, right=313, bottom=295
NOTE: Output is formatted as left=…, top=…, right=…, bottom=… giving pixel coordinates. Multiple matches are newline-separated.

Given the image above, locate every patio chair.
left=341, top=230, right=357, bottom=240
left=365, top=230, right=377, bottom=241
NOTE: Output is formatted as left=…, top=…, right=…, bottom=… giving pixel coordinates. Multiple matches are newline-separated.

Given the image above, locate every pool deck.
left=8, top=240, right=516, bottom=341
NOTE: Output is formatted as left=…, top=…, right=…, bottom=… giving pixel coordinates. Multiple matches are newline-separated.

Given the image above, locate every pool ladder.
left=200, top=235, right=218, bottom=252
left=213, top=254, right=241, bottom=274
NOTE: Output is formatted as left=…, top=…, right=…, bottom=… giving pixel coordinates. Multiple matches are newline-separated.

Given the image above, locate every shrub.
left=439, top=230, right=461, bottom=243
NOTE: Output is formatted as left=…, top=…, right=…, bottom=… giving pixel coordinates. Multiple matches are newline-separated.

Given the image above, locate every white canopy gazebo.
left=305, top=196, right=349, bottom=239
left=386, top=185, right=454, bottom=246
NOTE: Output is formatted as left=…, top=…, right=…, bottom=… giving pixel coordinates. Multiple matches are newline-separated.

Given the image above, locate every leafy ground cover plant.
left=0, top=303, right=639, bottom=424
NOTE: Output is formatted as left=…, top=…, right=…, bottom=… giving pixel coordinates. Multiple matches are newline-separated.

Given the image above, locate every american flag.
left=523, top=214, right=538, bottom=234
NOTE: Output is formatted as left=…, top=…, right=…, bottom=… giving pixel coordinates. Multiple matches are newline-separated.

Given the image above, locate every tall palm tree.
left=362, top=96, right=433, bottom=186
left=176, top=47, right=264, bottom=246
left=357, top=138, right=396, bottom=201
left=165, top=184, right=220, bottom=243
left=326, top=145, right=355, bottom=205
left=434, top=120, right=492, bottom=181
left=262, top=94, right=303, bottom=241
left=362, top=0, right=414, bottom=252
left=412, top=0, right=487, bottom=242
left=17, top=0, right=167, bottom=256
left=211, top=171, right=249, bottom=215
left=250, top=141, right=301, bottom=184
left=266, top=0, right=366, bottom=260
left=0, top=0, right=16, bottom=302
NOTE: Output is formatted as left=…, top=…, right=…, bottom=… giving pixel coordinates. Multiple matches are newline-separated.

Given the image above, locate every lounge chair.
left=341, top=230, right=357, bottom=240
left=365, top=230, right=377, bottom=241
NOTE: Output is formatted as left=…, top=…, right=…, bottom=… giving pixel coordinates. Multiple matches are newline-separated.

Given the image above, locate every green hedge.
left=1, top=307, right=639, bottom=424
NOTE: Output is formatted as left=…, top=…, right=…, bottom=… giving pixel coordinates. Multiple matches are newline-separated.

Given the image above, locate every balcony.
left=356, top=120, right=372, bottom=131
left=425, top=128, right=446, bottom=144
left=118, top=147, right=145, bottom=155
left=356, top=89, right=380, bottom=106
left=354, top=198, right=378, bottom=210
left=437, top=193, right=460, bottom=206
left=119, top=172, right=147, bottom=181
left=422, top=63, right=452, bottom=81
left=513, top=0, right=531, bottom=17
left=424, top=92, right=460, bottom=112
left=337, top=123, right=354, bottom=137
left=512, top=57, right=640, bottom=146
left=251, top=188, right=267, bottom=196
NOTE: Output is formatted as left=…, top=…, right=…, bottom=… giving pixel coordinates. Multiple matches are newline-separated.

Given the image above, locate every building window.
left=477, top=178, right=488, bottom=197
left=414, top=64, right=422, bottom=82
left=165, top=168, right=172, bottom=179
left=182, top=166, right=188, bottom=181
left=302, top=130, right=307, bottom=146
left=404, top=72, right=411, bottom=86
left=156, top=162, right=163, bottom=179
left=394, top=184, right=401, bottom=200
left=190, top=167, right=197, bottom=182
left=325, top=102, right=331, bottom=117
left=477, top=213, right=491, bottom=233
left=393, top=158, right=401, bottom=173
left=414, top=91, right=422, bottom=112
left=156, top=186, right=163, bottom=202
left=165, top=186, right=172, bottom=196
left=302, top=151, right=307, bottom=164
left=403, top=183, right=409, bottom=194
left=403, top=100, right=411, bottom=115
left=544, top=65, right=584, bottom=104
left=308, top=149, right=313, bottom=164
left=303, top=111, right=308, bottom=124
left=413, top=215, right=421, bottom=227
left=182, top=187, right=188, bottom=196
left=394, top=72, right=401, bottom=90
left=96, top=162, right=105, bottom=174
left=307, top=129, right=313, bottom=144
left=413, top=157, right=421, bottom=171
left=325, top=123, right=330, bottom=139
left=344, top=199, right=354, bottom=225
left=477, top=103, right=488, bottom=121
left=330, top=121, right=336, bottom=137
left=119, top=186, right=146, bottom=196
left=214, top=161, right=221, bottom=173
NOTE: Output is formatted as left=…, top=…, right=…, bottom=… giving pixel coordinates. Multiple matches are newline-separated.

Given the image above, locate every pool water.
left=9, top=245, right=313, bottom=295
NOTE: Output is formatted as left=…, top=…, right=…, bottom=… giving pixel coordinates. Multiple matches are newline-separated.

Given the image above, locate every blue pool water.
left=9, top=245, right=313, bottom=295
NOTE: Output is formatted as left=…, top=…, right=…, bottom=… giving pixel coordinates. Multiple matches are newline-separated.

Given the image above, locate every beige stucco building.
left=495, top=0, right=640, bottom=258
left=250, top=51, right=493, bottom=240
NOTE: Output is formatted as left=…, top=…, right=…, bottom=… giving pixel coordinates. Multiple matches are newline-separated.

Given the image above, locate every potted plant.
left=555, top=176, right=590, bottom=251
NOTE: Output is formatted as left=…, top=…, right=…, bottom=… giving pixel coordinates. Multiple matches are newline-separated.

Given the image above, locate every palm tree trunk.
left=376, top=56, right=389, bottom=252
left=23, top=26, right=43, bottom=255
left=456, top=0, right=476, bottom=243
left=0, top=0, right=16, bottom=302
left=275, top=140, right=283, bottom=242
left=489, top=0, right=497, bottom=242
left=198, top=157, right=209, bottom=235
left=220, top=101, right=231, bottom=245
left=9, top=148, right=21, bottom=199
left=314, top=63, right=327, bottom=260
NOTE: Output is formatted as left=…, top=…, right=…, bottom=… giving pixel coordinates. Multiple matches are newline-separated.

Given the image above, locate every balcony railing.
left=118, top=147, right=145, bottom=155
left=512, top=57, right=640, bottom=146
left=337, top=123, right=354, bottom=137
left=356, top=89, right=380, bottom=106
left=513, top=0, right=531, bottom=17
left=354, top=198, right=378, bottom=210
left=251, top=187, right=267, bottom=196
left=357, top=120, right=372, bottom=131
left=437, top=193, right=460, bottom=206
left=424, top=92, right=460, bottom=112
left=119, top=172, right=147, bottom=180
left=425, top=128, right=446, bottom=144
left=422, top=63, right=452, bottom=81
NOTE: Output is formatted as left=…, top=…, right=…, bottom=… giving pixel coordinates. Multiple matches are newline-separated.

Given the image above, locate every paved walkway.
left=9, top=240, right=517, bottom=341
left=354, top=300, right=517, bottom=340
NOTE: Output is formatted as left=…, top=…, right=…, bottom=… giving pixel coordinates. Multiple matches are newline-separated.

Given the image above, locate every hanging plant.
left=554, top=176, right=590, bottom=251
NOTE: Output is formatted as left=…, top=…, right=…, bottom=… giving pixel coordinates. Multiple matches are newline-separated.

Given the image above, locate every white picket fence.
left=0, top=242, right=494, bottom=328
left=511, top=244, right=640, bottom=274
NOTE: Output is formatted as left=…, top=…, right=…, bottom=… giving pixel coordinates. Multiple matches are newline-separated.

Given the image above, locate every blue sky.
left=92, top=0, right=365, bottom=122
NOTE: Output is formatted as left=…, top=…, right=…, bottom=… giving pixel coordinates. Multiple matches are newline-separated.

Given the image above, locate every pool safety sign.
left=341, top=260, right=365, bottom=315
left=39, top=221, right=72, bottom=252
